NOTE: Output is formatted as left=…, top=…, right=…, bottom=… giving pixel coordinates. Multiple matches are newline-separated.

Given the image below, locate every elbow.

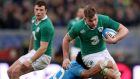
left=125, top=27, right=129, bottom=35
left=123, top=26, right=129, bottom=38
left=121, top=24, right=129, bottom=35
left=63, top=35, right=71, bottom=45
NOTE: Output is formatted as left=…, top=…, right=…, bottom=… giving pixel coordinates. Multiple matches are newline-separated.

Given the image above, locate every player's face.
left=85, top=15, right=98, bottom=28
left=34, top=5, right=47, bottom=21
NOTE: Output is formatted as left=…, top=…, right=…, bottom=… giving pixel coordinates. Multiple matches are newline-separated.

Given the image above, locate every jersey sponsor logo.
left=32, top=19, right=35, bottom=23
left=36, top=27, right=40, bottom=32
left=98, top=27, right=103, bottom=32
left=80, top=29, right=85, bottom=34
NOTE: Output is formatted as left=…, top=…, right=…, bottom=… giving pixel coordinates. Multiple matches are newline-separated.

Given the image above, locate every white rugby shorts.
left=82, top=49, right=116, bottom=68
left=19, top=49, right=51, bottom=70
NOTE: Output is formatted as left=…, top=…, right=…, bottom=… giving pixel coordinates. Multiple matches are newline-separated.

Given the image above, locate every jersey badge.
left=98, top=27, right=103, bottom=32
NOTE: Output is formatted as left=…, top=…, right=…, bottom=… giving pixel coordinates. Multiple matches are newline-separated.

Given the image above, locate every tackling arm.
left=80, top=64, right=102, bottom=78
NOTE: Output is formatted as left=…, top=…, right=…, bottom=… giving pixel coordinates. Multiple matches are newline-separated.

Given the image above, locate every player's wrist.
left=64, top=57, right=69, bottom=60
left=113, top=36, right=119, bottom=43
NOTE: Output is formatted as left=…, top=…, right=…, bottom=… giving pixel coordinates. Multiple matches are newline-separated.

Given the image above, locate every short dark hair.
left=84, top=5, right=96, bottom=19
left=35, top=0, right=47, bottom=9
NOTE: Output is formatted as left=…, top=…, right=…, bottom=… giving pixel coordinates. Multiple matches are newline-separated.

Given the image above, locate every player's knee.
left=7, top=68, right=12, bottom=77
left=7, top=68, right=20, bottom=77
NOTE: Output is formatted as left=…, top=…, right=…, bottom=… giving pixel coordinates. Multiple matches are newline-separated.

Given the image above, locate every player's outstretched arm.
left=80, top=63, right=102, bottom=78
left=62, top=34, right=73, bottom=69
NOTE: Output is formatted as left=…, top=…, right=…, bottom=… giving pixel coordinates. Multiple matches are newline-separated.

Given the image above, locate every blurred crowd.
left=0, top=0, right=140, bottom=30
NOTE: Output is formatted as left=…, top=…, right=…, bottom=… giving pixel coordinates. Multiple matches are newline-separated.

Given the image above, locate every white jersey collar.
left=35, top=15, right=48, bottom=25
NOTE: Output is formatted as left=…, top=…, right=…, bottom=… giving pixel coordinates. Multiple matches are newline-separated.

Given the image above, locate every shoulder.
left=73, top=19, right=85, bottom=29
left=97, top=14, right=111, bottom=24
left=67, top=18, right=78, bottom=28
left=69, top=19, right=76, bottom=24
left=41, top=18, right=54, bottom=31
left=98, top=14, right=109, bottom=20
left=42, top=18, right=53, bottom=27
left=31, top=16, right=36, bottom=23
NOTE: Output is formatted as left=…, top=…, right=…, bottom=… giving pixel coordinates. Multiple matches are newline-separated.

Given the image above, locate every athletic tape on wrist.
left=100, top=60, right=108, bottom=69
left=100, top=68, right=108, bottom=75
left=114, top=70, right=121, bottom=79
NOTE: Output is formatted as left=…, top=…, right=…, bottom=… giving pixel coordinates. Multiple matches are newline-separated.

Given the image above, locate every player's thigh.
left=18, top=49, right=36, bottom=64
left=103, top=50, right=118, bottom=70
left=32, top=55, right=51, bottom=70
left=82, top=53, right=105, bottom=67
left=8, top=60, right=33, bottom=76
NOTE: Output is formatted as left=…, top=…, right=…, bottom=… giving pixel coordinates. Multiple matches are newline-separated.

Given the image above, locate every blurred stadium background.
left=0, top=0, right=140, bottom=79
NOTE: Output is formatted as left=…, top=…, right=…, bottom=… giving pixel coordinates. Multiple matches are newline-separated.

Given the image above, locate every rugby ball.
left=102, top=28, right=117, bottom=39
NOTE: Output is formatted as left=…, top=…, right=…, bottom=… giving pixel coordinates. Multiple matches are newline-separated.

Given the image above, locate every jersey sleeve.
left=104, top=16, right=120, bottom=31
left=67, top=21, right=73, bottom=31
left=41, top=26, right=53, bottom=42
left=68, top=24, right=79, bottom=39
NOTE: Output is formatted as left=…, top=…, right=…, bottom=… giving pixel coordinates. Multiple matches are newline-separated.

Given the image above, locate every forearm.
left=115, top=24, right=129, bottom=42
left=63, top=34, right=72, bottom=59
left=30, top=46, right=47, bottom=62
left=63, top=44, right=70, bottom=59
left=81, top=65, right=102, bottom=78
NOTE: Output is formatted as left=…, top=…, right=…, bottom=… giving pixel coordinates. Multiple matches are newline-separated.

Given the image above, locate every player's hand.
left=62, top=58, right=70, bottom=69
left=104, top=33, right=117, bottom=44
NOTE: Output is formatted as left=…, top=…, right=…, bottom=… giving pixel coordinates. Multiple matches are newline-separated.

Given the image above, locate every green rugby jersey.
left=68, top=14, right=119, bottom=56
left=67, top=18, right=81, bottom=48
left=31, top=16, right=54, bottom=56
